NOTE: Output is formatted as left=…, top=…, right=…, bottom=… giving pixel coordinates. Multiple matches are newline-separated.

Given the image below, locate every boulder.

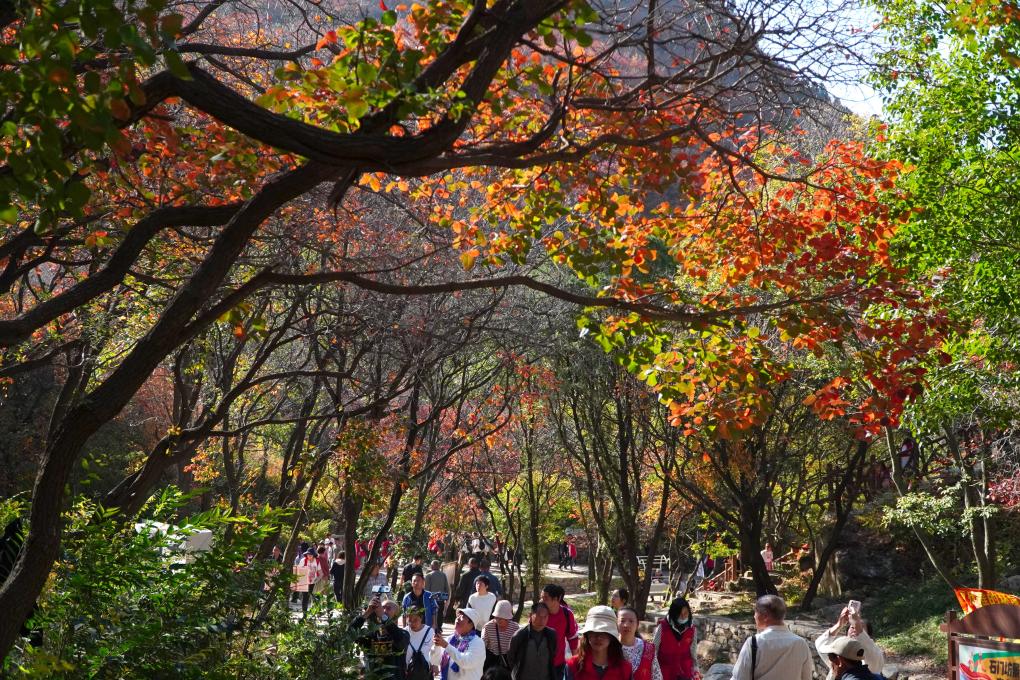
left=1002, top=574, right=1020, bottom=593
left=697, top=640, right=724, bottom=667
left=703, top=663, right=734, bottom=680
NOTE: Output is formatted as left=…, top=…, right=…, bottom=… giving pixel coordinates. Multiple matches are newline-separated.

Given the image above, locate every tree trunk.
left=885, top=427, right=959, bottom=589
left=801, top=514, right=849, bottom=609
left=738, top=502, right=776, bottom=596
left=342, top=492, right=363, bottom=607
left=801, top=440, right=868, bottom=610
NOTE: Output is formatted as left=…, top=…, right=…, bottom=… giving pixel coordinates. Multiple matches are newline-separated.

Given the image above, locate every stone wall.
left=694, top=615, right=830, bottom=679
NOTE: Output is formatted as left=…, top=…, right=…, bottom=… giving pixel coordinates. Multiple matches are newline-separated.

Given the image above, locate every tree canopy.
left=2, top=0, right=1018, bottom=671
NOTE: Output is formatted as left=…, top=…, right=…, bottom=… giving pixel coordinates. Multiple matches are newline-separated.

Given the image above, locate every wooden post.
left=945, top=610, right=956, bottom=680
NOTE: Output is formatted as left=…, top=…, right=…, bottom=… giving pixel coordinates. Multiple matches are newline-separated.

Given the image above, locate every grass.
left=866, top=578, right=957, bottom=666
left=567, top=593, right=600, bottom=621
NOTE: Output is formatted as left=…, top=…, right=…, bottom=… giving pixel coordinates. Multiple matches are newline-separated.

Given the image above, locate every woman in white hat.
left=482, top=600, right=520, bottom=670
left=435, top=607, right=487, bottom=680
left=566, top=605, right=632, bottom=680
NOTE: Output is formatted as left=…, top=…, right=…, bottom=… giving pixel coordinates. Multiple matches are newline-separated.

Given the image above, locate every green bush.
left=867, top=578, right=956, bottom=666
left=3, top=489, right=364, bottom=679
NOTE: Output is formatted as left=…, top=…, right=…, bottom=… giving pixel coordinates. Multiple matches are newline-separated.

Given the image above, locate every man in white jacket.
left=435, top=607, right=487, bottom=680
left=815, top=607, right=885, bottom=680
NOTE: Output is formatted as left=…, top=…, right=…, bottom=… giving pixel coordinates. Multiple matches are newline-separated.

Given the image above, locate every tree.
left=869, top=0, right=1020, bottom=589
left=551, top=344, right=681, bottom=616
left=0, top=0, right=940, bottom=658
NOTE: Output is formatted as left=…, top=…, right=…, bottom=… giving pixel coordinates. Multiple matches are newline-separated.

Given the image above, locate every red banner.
left=955, top=587, right=1020, bottom=615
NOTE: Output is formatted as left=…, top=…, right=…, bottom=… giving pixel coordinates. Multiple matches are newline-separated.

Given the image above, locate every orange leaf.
left=316, top=30, right=338, bottom=50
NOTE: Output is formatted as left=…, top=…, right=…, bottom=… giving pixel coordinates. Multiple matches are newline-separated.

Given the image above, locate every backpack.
left=406, top=626, right=432, bottom=680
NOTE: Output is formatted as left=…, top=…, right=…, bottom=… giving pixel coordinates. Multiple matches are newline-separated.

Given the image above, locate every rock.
left=697, top=640, right=724, bottom=667
left=1003, top=574, right=1020, bottom=592
left=704, top=663, right=734, bottom=680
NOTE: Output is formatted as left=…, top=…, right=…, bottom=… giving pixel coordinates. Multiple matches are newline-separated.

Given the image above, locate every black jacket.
left=349, top=615, right=410, bottom=680
left=508, top=625, right=557, bottom=679
left=841, top=665, right=886, bottom=680
left=455, top=567, right=482, bottom=605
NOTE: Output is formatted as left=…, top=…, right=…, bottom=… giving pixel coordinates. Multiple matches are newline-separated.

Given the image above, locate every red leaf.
left=315, top=30, right=338, bottom=50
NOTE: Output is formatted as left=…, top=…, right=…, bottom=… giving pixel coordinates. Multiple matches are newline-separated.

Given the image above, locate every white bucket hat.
left=456, top=607, right=486, bottom=631
left=580, top=605, right=621, bottom=641
left=493, top=600, right=513, bottom=620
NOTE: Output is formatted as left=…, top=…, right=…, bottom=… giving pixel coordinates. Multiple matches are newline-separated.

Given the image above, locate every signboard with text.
left=943, top=604, right=1020, bottom=680
left=958, top=644, right=1020, bottom=680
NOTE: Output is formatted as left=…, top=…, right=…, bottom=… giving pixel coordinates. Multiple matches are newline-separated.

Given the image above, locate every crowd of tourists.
left=282, top=536, right=886, bottom=680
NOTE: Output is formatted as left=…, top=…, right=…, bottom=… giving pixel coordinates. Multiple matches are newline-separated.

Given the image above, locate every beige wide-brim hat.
left=493, top=600, right=513, bottom=620
left=580, top=605, right=621, bottom=641
left=457, top=607, right=486, bottom=631
left=818, top=635, right=866, bottom=661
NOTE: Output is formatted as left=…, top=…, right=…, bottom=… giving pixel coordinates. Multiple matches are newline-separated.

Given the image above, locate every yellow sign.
left=959, top=644, right=1020, bottom=680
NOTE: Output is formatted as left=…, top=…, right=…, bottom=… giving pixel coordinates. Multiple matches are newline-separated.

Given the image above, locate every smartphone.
left=372, top=585, right=392, bottom=594
left=848, top=599, right=862, bottom=615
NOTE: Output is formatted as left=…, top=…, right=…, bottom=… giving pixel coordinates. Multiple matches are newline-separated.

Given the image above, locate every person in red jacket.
left=540, top=584, right=579, bottom=677
left=654, top=597, right=699, bottom=680
left=618, top=607, right=662, bottom=680
left=565, top=605, right=632, bottom=680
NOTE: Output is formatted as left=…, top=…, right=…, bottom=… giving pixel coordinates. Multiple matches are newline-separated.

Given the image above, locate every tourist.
left=483, top=600, right=520, bottom=670
left=482, top=667, right=513, bottom=680
left=355, top=540, right=367, bottom=571
left=761, top=543, right=774, bottom=572
left=350, top=597, right=409, bottom=680
left=330, top=550, right=346, bottom=603
left=403, top=553, right=426, bottom=586
left=468, top=574, right=498, bottom=623
left=610, top=588, right=630, bottom=610
left=815, top=607, right=885, bottom=680
left=653, top=597, right=697, bottom=680
left=365, top=561, right=389, bottom=595
left=471, top=533, right=484, bottom=558
left=314, top=545, right=331, bottom=598
left=567, top=539, right=578, bottom=571
left=426, top=559, right=451, bottom=631
left=295, top=547, right=321, bottom=614
left=817, top=637, right=885, bottom=680
left=540, top=584, right=580, bottom=678
left=564, top=605, right=632, bottom=680
left=402, top=572, right=438, bottom=630
left=290, top=541, right=309, bottom=605
left=272, top=545, right=283, bottom=563
left=558, top=541, right=568, bottom=570
left=730, top=595, right=812, bottom=680
left=436, top=607, right=487, bottom=680
left=508, top=601, right=557, bottom=680
left=404, top=605, right=436, bottom=680
left=456, top=557, right=483, bottom=607
left=618, top=607, right=662, bottom=680
left=480, top=558, right=504, bottom=598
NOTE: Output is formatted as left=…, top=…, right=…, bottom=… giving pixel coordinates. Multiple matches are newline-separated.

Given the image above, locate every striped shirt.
left=483, top=619, right=520, bottom=655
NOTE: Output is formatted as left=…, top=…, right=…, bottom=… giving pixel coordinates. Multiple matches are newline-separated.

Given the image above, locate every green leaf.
left=164, top=50, right=192, bottom=79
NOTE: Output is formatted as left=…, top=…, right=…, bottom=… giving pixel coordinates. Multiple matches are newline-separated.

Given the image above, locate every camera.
left=371, top=585, right=392, bottom=594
